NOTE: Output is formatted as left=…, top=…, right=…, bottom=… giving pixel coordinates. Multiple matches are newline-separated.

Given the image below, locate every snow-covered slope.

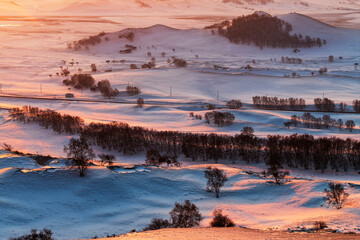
left=1, top=158, right=360, bottom=239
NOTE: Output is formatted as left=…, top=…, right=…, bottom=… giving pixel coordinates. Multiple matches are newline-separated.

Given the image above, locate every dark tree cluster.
left=314, top=98, right=335, bottom=112
left=145, top=149, right=180, bottom=167
left=126, top=85, right=141, bottom=96
left=9, top=106, right=84, bottom=134
left=144, top=200, right=202, bottom=231
left=204, top=111, right=235, bottom=127
left=69, top=32, right=105, bottom=50
left=63, top=74, right=95, bottom=90
left=253, top=96, right=306, bottom=110
left=9, top=228, right=54, bottom=240
left=118, top=32, right=135, bottom=42
left=226, top=99, right=243, bottom=109
left=281, top=56, right=303, bottom=64
left=141, top=61, right=156, bottom=69
left=119, top=44, right=137, bottom=54
left=216, top=13, right=325, bottom=49
left=171, top=57, right=187, bottom=67
left=189, top=112, right=202, bottom=120
left=93, top=79, right=120, bottom=98
left=285, top=113, right=355, bottom=132
left=210, top=209, right=235, bottom=227
left=264, top=134, right=360, bottom=172
left=353, top=100, right=360, bottom=113
left=63, top=74, right=119, bottom=98
left=80, top=121, right=262, bottom=165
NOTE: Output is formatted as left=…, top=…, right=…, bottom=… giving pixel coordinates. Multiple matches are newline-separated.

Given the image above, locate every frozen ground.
left=1, top=151, right=360, bottom=239
left=87, top=228, right=360, bottom=240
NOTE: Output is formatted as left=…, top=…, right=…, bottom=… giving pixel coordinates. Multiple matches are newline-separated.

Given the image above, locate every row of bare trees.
left=284, top=113, right=356, bottom=132
left=253, top=96, right=306, bottom=110
left=9, top=107, right=360, bottom=172
left=9, top=106, right=83, bottom=134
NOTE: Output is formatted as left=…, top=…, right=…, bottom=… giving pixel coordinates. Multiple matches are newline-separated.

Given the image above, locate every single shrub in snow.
left=144, top=218, right=171, bottom=231
left=313, top=221, right=327, bottom=230
left=204, top=167, right=228, bottom=198
left=170, top=200, right=202, bottom=228
left=210, top=209, right=235, bottom=227
left=172, top=57, right=187, bottom=67
left=324, top=182, right=349, bottom=209
left=9, top=228, right=55, bottom=240
left=130, top=64, right=139, bottom=69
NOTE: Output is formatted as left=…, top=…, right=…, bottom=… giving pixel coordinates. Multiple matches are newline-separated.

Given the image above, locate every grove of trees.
left=213, top=13, right=325, bottom=49
left=253, top=96, right=305, bottom=110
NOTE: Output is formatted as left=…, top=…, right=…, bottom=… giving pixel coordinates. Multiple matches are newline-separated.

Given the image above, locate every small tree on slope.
left=324, top=182, right=349, bottom=209
left=64, top=137, right=95, bottom=177
left=205, top=167, right=228, bottom=198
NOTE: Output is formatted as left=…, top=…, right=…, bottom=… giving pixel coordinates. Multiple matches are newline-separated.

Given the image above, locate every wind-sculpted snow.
left=0, top=161, right=360, bottom=239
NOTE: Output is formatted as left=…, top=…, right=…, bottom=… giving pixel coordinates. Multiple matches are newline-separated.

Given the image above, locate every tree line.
left=63, top=74, right=120, bottom=98
left=284, top=113, right=356, bottom=132
left=253, top=96, right=306, bottom=110
left=8, top=107, right=360, bottom=172
left=9, top=106, right=84, bottom=134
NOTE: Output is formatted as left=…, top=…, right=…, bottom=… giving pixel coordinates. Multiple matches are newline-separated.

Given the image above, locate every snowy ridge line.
left=1, top=94, right=360, bottom=115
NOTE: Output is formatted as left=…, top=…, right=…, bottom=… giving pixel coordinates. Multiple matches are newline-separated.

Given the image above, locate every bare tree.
left=204, top=167, right=228, bottom=198
left=324, top=182, right=349, bottom=209
left=64, top=137, right=95, bottom=177
left=137, top=98, right=145, bottom=108
left=345, top=120, right=355, bottom=132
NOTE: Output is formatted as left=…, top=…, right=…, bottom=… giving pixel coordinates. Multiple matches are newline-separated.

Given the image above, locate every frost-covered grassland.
left=0, top=3, right=360, bottom=239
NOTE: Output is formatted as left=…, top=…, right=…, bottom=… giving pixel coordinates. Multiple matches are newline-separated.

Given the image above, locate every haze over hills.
left=1, top=0, right=359, bottom=28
